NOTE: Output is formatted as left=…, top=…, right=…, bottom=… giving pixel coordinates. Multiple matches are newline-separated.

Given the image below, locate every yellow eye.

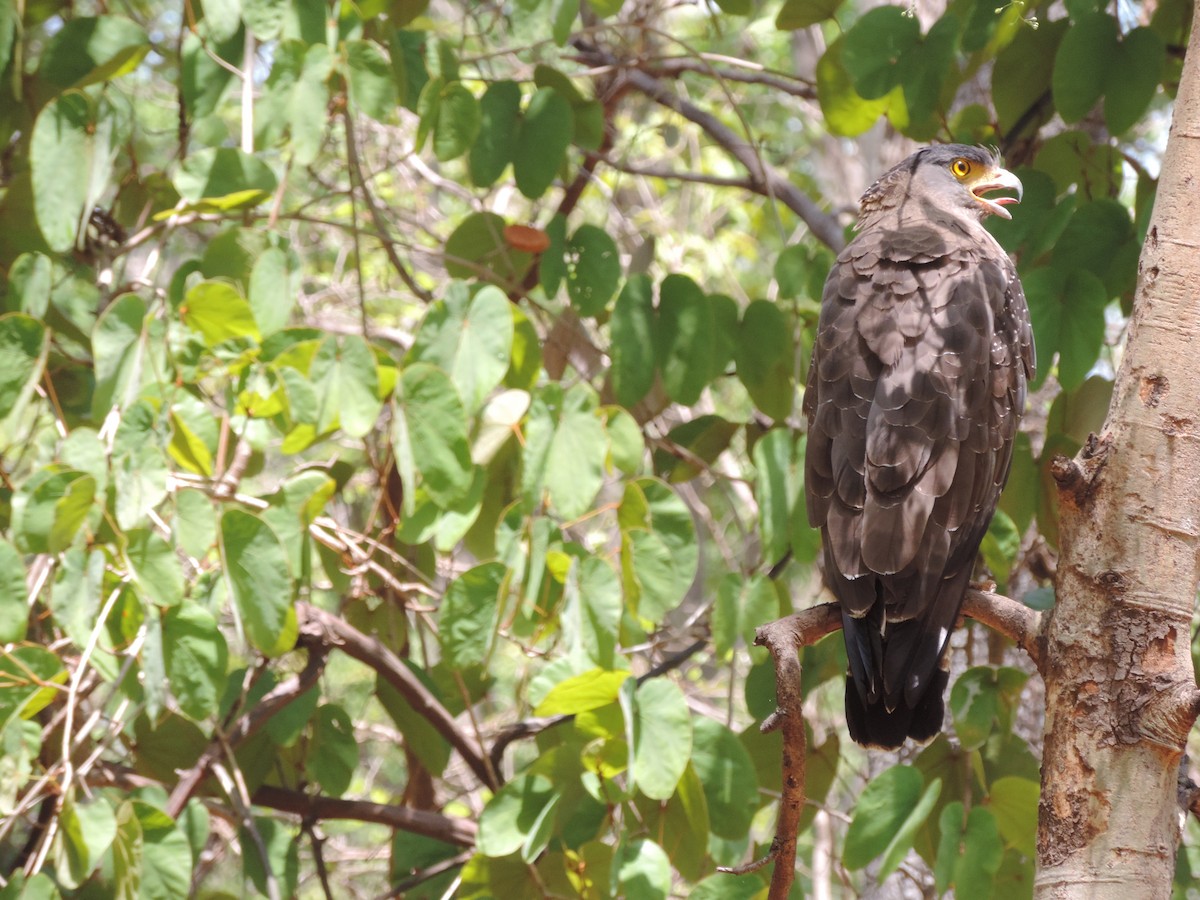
left=951, top=158, right=972, bottom=178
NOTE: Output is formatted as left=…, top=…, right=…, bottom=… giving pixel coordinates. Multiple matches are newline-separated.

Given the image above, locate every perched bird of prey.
left=804, top=145, right=1034, bottom=749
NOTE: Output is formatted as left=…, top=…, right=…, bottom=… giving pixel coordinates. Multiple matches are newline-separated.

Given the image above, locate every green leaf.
left=902, top=14, right=959, bottom=123
left=125, top=528, right=185, bottom=607
left=842, top=6, right=921, bottom=100
left=1023, top=267, right=1108, bottom=392
left=552, top=0, right=581, bottom=45
left=174, top=147, right=277, bottom=203
left=345, top=39, right=397, bottom=120
left=610, top=275, right=657, bottom=408
left=562, top=556, right=622, bottom=668
left=776, top=0, right=844, bottom=28
left=0, top=314, right=48, bottom=421
left=992, top=20, right=1068, bottom=137
left=376, top=668, right=452, bottom=776
left=444, top=211, right=531, bottom=285
left=7, top=254, right=52, bottom=318
left=690, top=874, right=766, bottom=900
left=1034, top=130, right=1122, bottom=199
left=1052, top=13, right=1118, bottom=123
left=935, top=803, right=1004, bottom=898
left=630, top=678, right=691, bottom=800
left=817, top=37, right=894, bottom=137
left=393, top=363, right=474, bottom=511
left=712, top=574, right=781, bottom=659
left=989, top=776, right=1040, bottom=856
left=242, top=817, right=299, bottom=900
left=540, top=213, right=569, bottom=298
left=432, top=81, right=481, bottom=162
left=1106, top=27, right=1165, bottom=134
left=514, top=88, right=573, bottom=199
left=54, top=796, right=117, bottom=889
left=440, top=561, right=505, bottom=668
left=615, top=837, right=671, bottom=900
left=1052, top=200, right=1135, bottom=298
left=410, top=284, right=514, bottom=414
left=470, top=81, right=522, bottom=187
left=306, top=704, right=358, bottom=796
left=690, top=718, right=758, bottom=839
left=91, top=293, right=145, bottom=419
left=181, top=280, right=262, bottom=346
left=0, top=647, right=66, bottom=736
left=980, top=508, right=1020, bottom=591
left=219, top=509, right=297, bottom=657
left=243, top=0, right=286, bottom=39
left=133, top=800, right=193, bottom=899
left=534, top=669, right=632, bottom=716
left=11, top=468, right=95, bottom=554
left=522, top=384, right=608, bottom=520
left=308, top=334, right=382, bottom=438
left=950, top=666, right=1005, bottom=750
left=248, top=246, right=297, bottom=335
left=587, top=0, right=625, bottom=15
left=37, top=15, right=149, bottom=91
left=566, top=225, right=622, bottom=317
left=736, top=300, right=794, bottom=420
left=163, top=602, right=228, bottom=721
left=655, top=275, right=716, bottom=405
left=478, top=773, right=556, bottom=857
left=636, top=768, right=709, bottom=880
left=753, top=428, right=797, bottom=565
left=287, top=44, right=333, bottom=165
left=0, top=540, right=26, bottom=643
left=31, top=93, right=120, bottom=253
left=619, top=479, right=699, bottom=624
left=844, top=765, right=941, bottom=876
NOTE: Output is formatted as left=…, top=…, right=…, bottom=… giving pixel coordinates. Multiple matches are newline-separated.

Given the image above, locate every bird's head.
left=860, top=144, right=1023, bottom=223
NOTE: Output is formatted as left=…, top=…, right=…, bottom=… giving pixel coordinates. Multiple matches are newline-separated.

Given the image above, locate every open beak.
left=971, top=167, right=1023, bottom=220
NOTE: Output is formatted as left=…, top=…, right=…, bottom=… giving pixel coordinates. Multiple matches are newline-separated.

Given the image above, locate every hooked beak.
left=971, top=167, right=1023, bottom=220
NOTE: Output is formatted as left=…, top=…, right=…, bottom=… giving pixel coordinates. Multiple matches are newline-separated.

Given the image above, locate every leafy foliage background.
left=0, top=0, right=1192, bottom=897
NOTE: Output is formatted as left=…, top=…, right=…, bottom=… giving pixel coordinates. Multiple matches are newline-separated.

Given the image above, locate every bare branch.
left=572, top=42, right=846, bottom=251
left=643, top=56, right=817, bottom=99
left=596, top=154, right=757, bottom=189
left=166, top=645, right=330, bottom=818
left=296, top=603, right=498, bottom=790
left=961, top=588, right=1045, bottom=672
left=253, top=785, right=477, bottom=847
left=747, top=603, right=840, bottom=898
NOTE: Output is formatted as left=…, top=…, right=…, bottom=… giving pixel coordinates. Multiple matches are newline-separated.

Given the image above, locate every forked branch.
left=742, top=590, right=1043, bottom=898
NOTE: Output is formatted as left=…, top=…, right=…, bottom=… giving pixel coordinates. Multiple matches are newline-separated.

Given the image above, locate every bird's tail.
left=843, top=666, right=949, bottom=750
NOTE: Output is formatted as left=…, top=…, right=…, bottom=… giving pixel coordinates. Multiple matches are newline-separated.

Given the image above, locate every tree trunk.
left=1036, top=6, right=1200, bottom=896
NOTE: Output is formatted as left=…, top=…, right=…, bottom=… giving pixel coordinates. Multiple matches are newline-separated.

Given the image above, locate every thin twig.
left=572, top=42, right=846, bottom=251
left=341, top=109, right=432, bottom=303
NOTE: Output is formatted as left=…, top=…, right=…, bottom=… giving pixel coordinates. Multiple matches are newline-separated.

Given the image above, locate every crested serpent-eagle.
left=803, top=145, right=1035, bottom=749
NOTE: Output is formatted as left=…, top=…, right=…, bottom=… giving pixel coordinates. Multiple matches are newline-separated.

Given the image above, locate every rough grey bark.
left=1035, top=5, right=1200, bottom=896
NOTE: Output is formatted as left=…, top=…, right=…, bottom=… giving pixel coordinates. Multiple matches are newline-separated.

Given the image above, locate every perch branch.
left=961, top=587, right=1045, bottom=673
left=741, top=590, right=1042, bottom=897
